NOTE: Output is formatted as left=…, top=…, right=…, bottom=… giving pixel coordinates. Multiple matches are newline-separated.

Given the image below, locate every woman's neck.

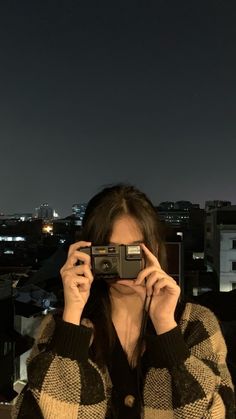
left=109, top=286, right=145, bottom=366
left=109, top=286, right=144, bottom=325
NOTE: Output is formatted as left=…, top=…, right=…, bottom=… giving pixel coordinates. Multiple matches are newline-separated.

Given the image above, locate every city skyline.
left=1, top=197, right=235, bottom=219
left=1, top=2, right=236, bottom=217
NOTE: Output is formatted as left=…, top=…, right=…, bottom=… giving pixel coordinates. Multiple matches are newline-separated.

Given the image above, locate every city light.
left=0, top=236, right=26, bottom=241
left=42, top=224, right=53, bottom=234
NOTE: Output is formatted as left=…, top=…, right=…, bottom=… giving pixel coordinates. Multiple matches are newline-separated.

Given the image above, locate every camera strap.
left=141, top=293, right=153, bottom=338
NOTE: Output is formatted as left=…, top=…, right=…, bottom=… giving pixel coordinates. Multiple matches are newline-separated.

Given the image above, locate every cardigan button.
left=124, top=394, right=135, bottom=408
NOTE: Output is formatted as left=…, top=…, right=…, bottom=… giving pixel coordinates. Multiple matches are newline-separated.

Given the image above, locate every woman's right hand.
left=60, top=241, right=93, bottom=325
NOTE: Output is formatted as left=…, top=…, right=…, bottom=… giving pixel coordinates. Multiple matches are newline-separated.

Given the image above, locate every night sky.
left=1, top=1, right=236, bottom=217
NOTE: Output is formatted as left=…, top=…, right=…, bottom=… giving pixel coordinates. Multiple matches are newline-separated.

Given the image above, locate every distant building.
left=157, top=201, right=205, bottom=296
left=0, top=218, right=42, bottom=241
left=158, top=201, right=175, bottom=211
left=0, top=218, right=43, bottom=268
left=174, top=201, right=195, bottom=211
left=35, top=204, right=54, bottom=221
left=219, top=226, right=236, bottom=291
left=53, top=217, right=78, bottom=238
left=165, top=240, right=184, bottom=293
left=0, top=213, right=33, bottom=221
left=205, top=200, right=231, bottom=211
left=205, top=204, right=236, bottom=291
left=72, top=203, right=87, bottom=226
left=157, top=201, right=202, bottom=227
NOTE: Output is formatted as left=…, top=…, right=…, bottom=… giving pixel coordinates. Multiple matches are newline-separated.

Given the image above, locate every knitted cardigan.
left=13, top=303, right=235, bottom=419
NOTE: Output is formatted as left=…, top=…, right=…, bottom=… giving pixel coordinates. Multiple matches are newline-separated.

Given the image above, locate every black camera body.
left=79, top=244, right=143, bottom=280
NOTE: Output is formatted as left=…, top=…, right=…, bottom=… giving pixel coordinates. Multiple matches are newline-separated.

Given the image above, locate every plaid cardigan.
left=13, top=303, right=235, bottom=418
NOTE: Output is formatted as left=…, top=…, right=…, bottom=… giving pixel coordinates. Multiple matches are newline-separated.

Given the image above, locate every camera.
left=79, top=244, right=143, bottom=280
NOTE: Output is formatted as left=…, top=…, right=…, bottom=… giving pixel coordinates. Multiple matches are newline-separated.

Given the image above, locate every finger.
left=62, top=271, right=92, bottom=289
left=63, top=250, right=92, bottom=270
left=61, top=263, right=93, bottom=283
left=77, top=264, right=94, bottom=282
left=135, top=266, right=161, bottom=285
left=145, top=273, right=179, bottom=296
left=68, top=241, right=91, bottom=257
left=152, top=277, right=180, bottom=296
left=145, top=271, right=162, bottom=296
left=141, top=243, right=161, bottom=269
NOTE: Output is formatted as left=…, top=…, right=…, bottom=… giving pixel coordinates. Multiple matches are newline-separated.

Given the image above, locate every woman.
left=13, top=184, right=235, bottom=418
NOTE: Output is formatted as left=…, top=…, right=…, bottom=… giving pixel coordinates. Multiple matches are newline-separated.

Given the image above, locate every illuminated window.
left=0, top=236, right=12, bottom=241
left=0, top=236, right=25, bottom=242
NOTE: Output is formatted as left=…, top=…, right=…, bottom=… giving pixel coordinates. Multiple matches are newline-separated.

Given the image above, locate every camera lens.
left=100, top=259, right=112, bottom=272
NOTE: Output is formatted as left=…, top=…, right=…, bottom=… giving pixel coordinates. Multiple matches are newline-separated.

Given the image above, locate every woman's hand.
left=60, top=241, right=93, bottom=325
left=117, top=244, right=180, bottom=334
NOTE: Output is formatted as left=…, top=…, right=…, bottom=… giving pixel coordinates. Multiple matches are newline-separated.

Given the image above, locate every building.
left=71, top=203, right=87, bottom=226
left=165, top=240, right=184, bottom=293
left=157, top=201, right=201, bottom=227
left=0, top=218, right=43, bottom=270
left=205, top=204, right=236, bottom=291
left=0, top=213, right=33, bottom=221
left=157, top=201, right=204, bottom=265
left=156, top=202, right=205, bottom=296
left=219, top=226, right=236, bottom=291
left=35, top=204, right=54, bottom=221
left=205, top=200, right=231, bottom=211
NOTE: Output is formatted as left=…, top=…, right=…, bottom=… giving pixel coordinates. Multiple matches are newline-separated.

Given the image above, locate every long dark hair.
left=80, top=183, right=167, bottom=368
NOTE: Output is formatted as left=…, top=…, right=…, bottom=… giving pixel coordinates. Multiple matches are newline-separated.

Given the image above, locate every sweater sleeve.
left=12, top=313, right=109, bottom=419
left=144, top=303, right=235, bottom=419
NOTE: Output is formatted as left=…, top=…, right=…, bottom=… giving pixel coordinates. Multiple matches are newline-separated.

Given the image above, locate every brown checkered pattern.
left=12, top=303, right=235, bottom=418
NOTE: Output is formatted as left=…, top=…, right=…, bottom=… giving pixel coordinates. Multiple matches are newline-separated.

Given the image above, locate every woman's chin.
left=110, top=281, right=136, bottom=295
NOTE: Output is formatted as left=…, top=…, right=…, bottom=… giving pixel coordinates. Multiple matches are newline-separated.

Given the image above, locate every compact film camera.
left=79, top=244, right=144, bottom=280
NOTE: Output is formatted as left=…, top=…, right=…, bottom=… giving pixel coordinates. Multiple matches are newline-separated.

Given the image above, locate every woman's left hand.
left=116, top=244, right=181, bottom=334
